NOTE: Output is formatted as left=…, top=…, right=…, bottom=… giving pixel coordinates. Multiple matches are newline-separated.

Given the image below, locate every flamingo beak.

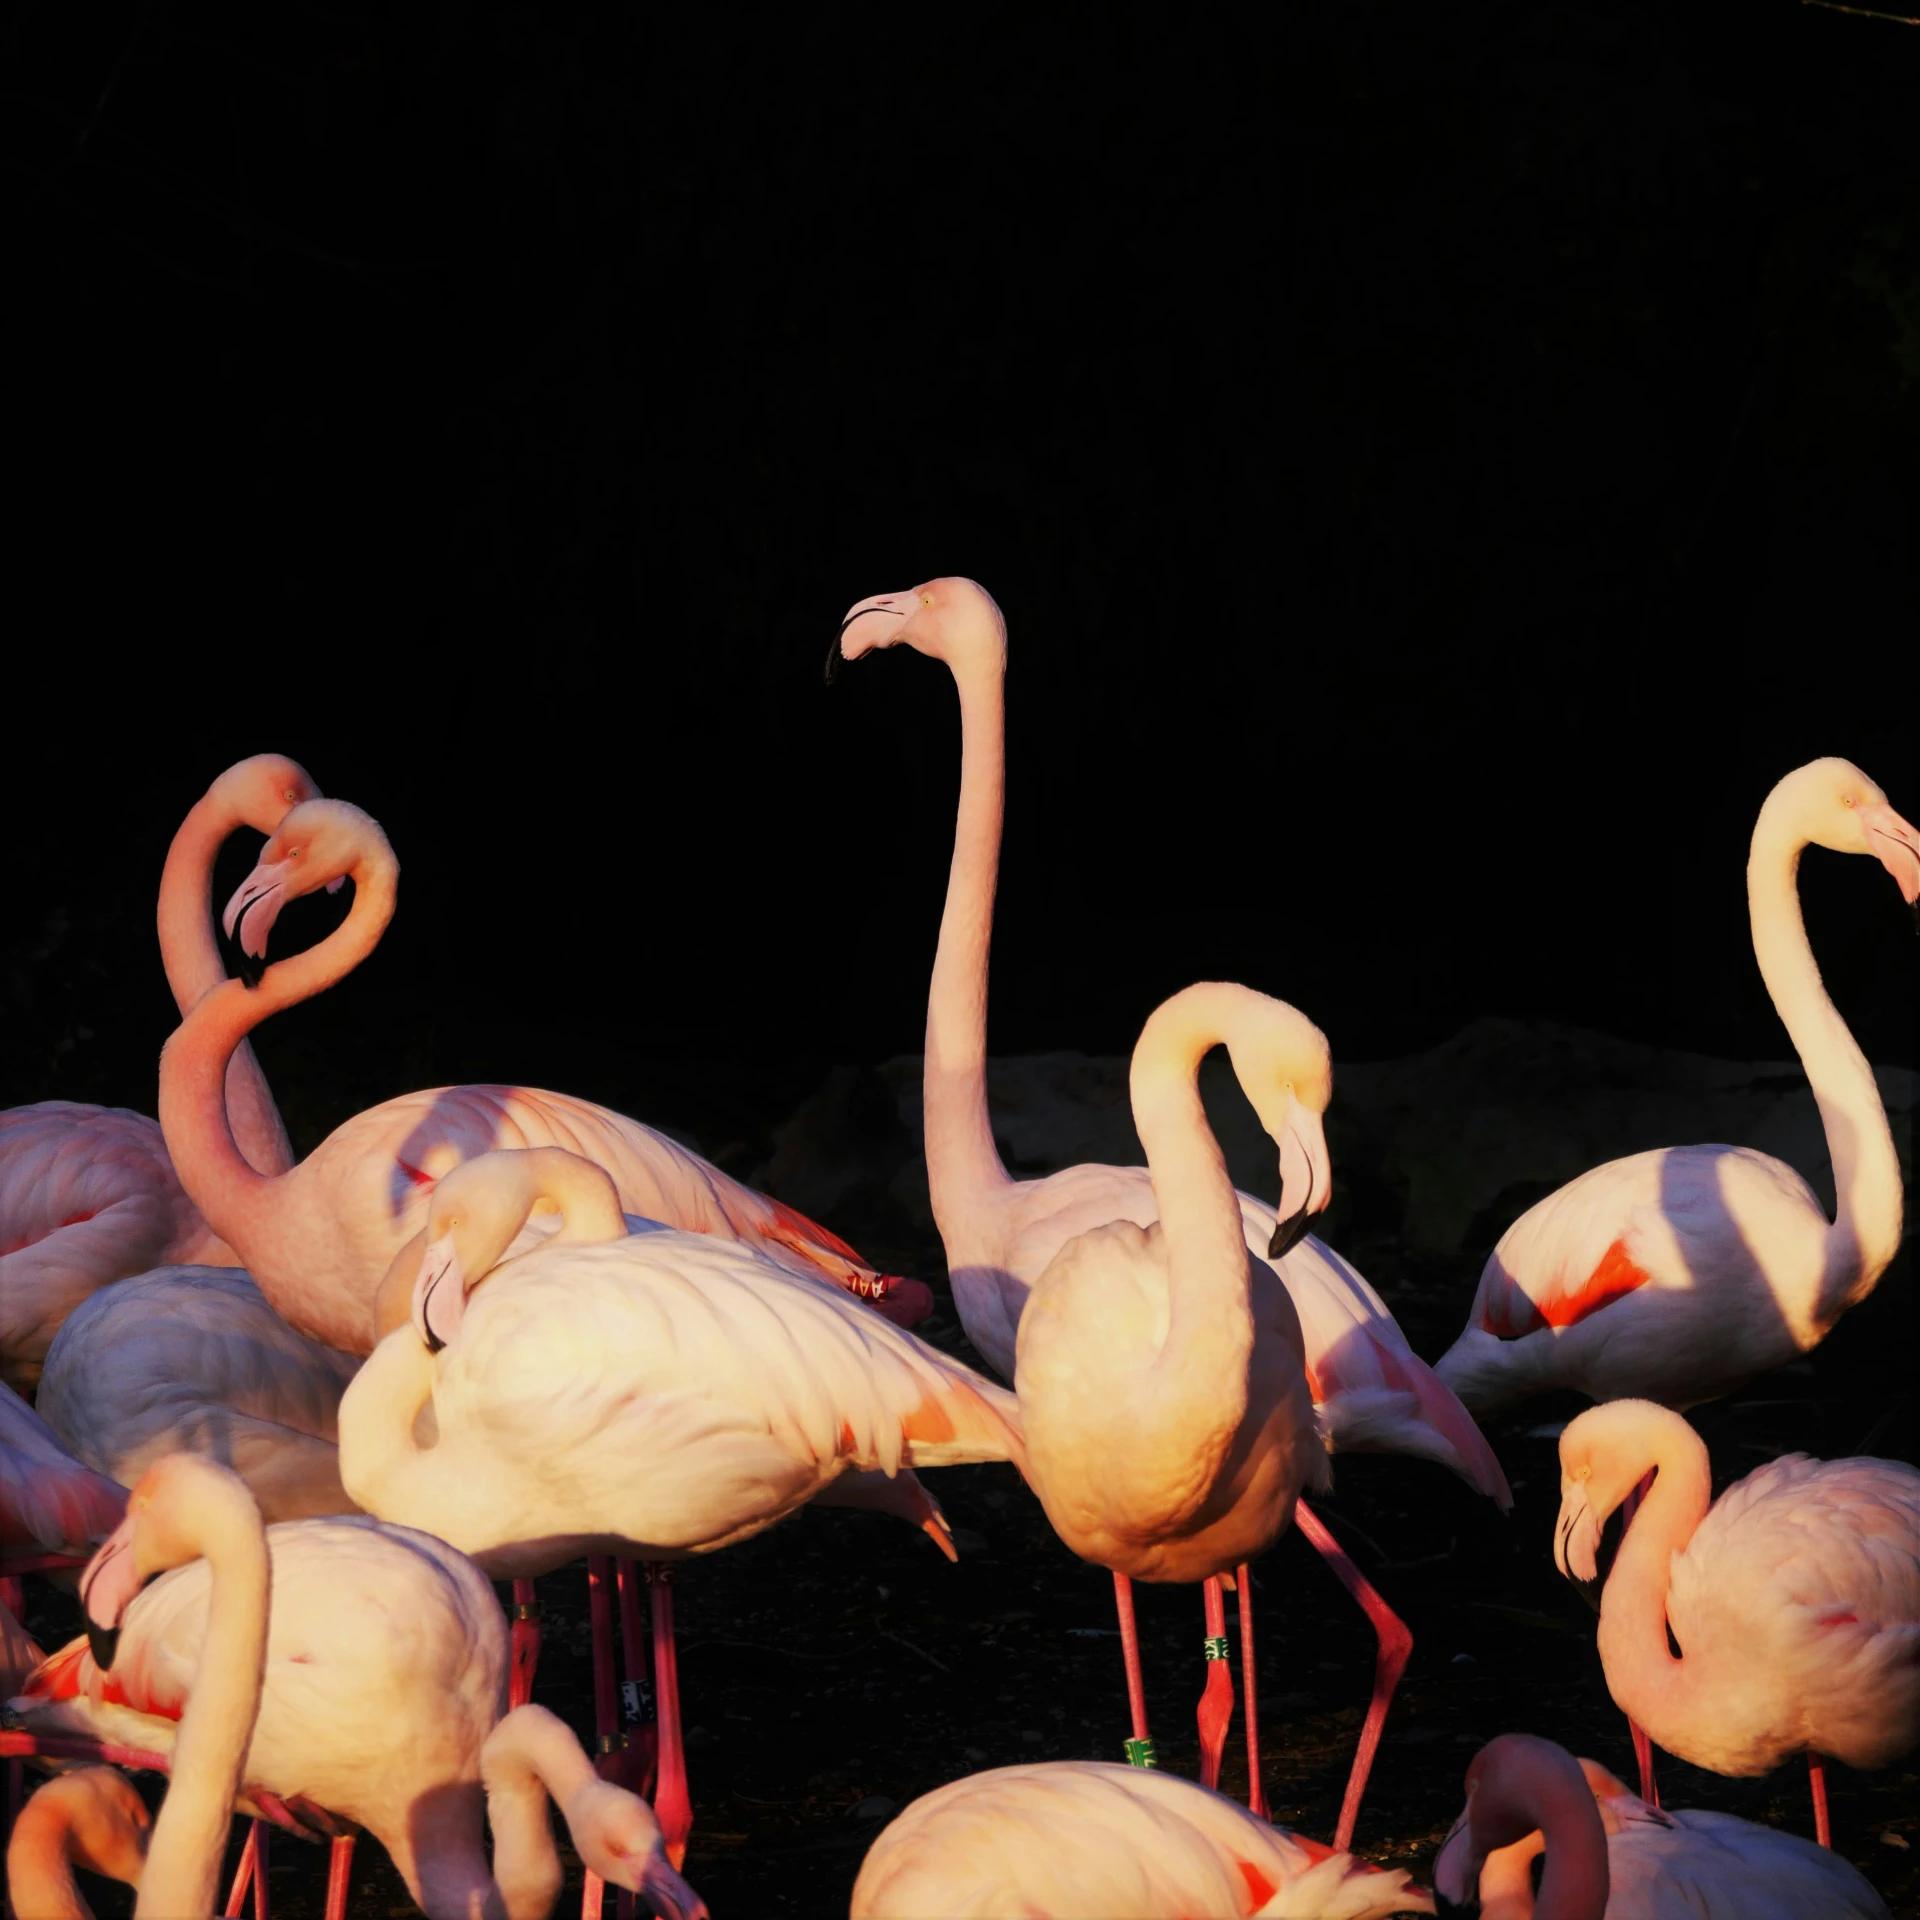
left=409, top=1233, right=467, bottom=1353
left=78, top=1518, right=145, bottom=1671
left=1553, top=1483, right=1611, bottom=1614
left=639, top=1851, right=710, bottom=1920
left=1433, top=1805, right=1482, bottom=1913
left=825, top=591, right=916, bottom=684
left=223, top=857, right=295, bottom=974
left=1858, top=801, right=1920, bottom=922
left=1268, top=1105, right=1331, bottom=1259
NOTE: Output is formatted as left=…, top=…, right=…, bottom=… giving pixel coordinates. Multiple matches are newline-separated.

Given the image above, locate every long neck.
left=1129, top=986, right=1258, bottom=1427
left=136, top=1506, right=271, bottom=1918
left=923, top=641, right=1013, bottom=1245
left=1749, top=806, right=1904, bottom=1325
left=335, top=1331, right=437, bottom=1520
left=7, top=1798, right=99, bottom=1920
left=156, top=787, right=295, bottom=1176
left=1594, top=1431, right=1713, bottom=1751
left=158, top=857, right=397, bottom=1256
left=481, top=1708, right=601, bottom=1920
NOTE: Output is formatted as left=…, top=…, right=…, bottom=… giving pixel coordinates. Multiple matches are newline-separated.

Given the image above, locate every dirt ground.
left=10, top=1172, right=1916, bottom=1918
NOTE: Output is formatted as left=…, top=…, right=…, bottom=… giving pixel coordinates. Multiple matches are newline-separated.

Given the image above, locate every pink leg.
left=581, top=1870, right=606, bottom=1920
left=510, top=1577, right=542, bottom=1709
left=1196, top=1576, right=1235, bottom=1791
left=224, top=1821, right=261, bottom=1917
left=1810, top=1751, right=1831, bottom=1848
left=588, top=1556, right=620, bottom=1756
left=1293, top=1501, right=1413, bottom=1853
left=253, top=1820, right=270, bottom=1920
left=650, top=1564, right=692, bottom=1869
left=1630, top=1719, right=1659, bottom=1806
left=1111, top=1572, right=1156, bottom=1766
left=323, top=1835, right=354, bottom=1920
left=612, top=1561, right=654, bottom=1920
left=1237, top=1563, right=1268, bottom=1820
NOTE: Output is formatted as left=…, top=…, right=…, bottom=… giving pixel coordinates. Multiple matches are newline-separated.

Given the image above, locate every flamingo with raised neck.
left=832, top=579, right=1506, bottom=1844
left=5, top=1766, right=153, bottom=1920
left=1553, top=1399, right=1920, bottom=1847
left=157, top=796, right=929, bottom=1355
left=0, top=753, right=317, bottom=1390
left=1436, top=757, right=1917, bottom=1418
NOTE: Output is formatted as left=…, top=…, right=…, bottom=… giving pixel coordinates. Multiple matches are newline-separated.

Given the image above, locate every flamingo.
left=1435, top=758, right=1918, bottom=1418
left=850, top=1761, right=1435, bottom=1918
left=1, top=1380, right=126, bottom=1563
left=832, top=579, right=1507, bottom=1842
left=0, top=754, right=321, bottom=1392
left=337, top=1144, right=1025, bottom=1868
left=14, top=1453, right=706, bottom=1919
left=156, top=796, right=930, bottom=1357
left=36, top=1266, right=362, bottom=1523
left=1553, top=1399, right=1920, bottom=1846
left=5, top=1766, right=152, bottom=1920
left=1435, top=1733, right=1892, bottom=1919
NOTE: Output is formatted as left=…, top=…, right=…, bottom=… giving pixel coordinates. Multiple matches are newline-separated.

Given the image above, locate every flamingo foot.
left=1810, top=1750, right=1831, bottom=1848
left=1236, top=1563, right=1268, bottom=1820
left=510, top=1577, right=542, bottom=1710
left=650, top=1564, right=693, bottom=1870
left=1196, top=1576, right=1236, bottom=1791
left=1111, top=1571, right=1156, bottom=1765
left=1629, top=1719, right=1659, bottom=1807
left=1293, top=1501, right=1412, bottom=1853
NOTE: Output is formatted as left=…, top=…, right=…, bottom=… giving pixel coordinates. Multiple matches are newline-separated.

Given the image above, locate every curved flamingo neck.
left=136, top=1484, right=270, bottom=1919
left=1748, top=798, right=1903, bottom=1325
left=1594, top=1420, right=1712, bottom=1751
left=156, top=783, right=295, bottom=1177
left=1128, top=985, right=1261, bottom=1421
left=159, top=849, right=397, bottom=1257
left=335, top=1324, right=436, bottom=1519
left=1470, top=1741, right=1608, bottom=1920
left=473, top=1151, right=627, bottom=1274
left=480, top=1706, right=602, bottom=1920
left=6, top=1784, right=117, bottom=1920
left=924, top=633, right=1014, bottom=1251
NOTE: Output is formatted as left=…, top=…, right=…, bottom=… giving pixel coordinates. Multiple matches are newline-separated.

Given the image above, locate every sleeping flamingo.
left=1, top=1378, right=126, bottom=1563
left=850, top=1760, right=1434, bottom=1918
left=37, top=1266, right=362, bottom=1522
left=14, top=1453, right=706, bottom=1919
left=0, top=754, right=320, bottom=1392
left=337, top=1144, right=1025, bottom=1869
left=833, top=578, right=1506, bottom=1843
left=5, top=1765, right=152, bottom=1919
left=157, top=797, right=929, bottom=1356
left=1436, top=758, right=1918, bottom=1418
left=1553, top=1399, right=1920, bottom=1846
left=1435, top=1733, right=1892, bottom=1919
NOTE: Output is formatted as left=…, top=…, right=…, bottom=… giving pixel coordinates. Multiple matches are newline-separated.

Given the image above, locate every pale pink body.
left=1555, top=1401, right=1920, bottom=1781
left=836, top=579, right=1504, bottom=1505
left=160, top=797, right=923, bottom=1355
left=850, top=1761, right=1433, bottom=1919
left=0, top=754, right=320, bottom=1391
left=1437, top=760, right=1917, bottom=1416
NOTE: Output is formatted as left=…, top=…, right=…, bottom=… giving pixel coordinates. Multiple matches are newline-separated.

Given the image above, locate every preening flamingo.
left=849, top=1760, right=1435, bottom=1919
left=1, top=1379, right=125, bottom=1561
left=5, top=1765, right=153, bottom=1920
left=1436, top=758, right=1918, bottom=1417
left=337, top=1145, right=1025, bottom=1867
left=833, top=579, right=1506, bottom=1839
left=1553, top=1399, right=1920, bottom=1845
left=0, top=754, right=321, bottom=1392
left=37, top=1266, right=361, bottom=1523
left=157, top=797, right=929, bottom=1356
left=1435, top=1733, right=1892, bottom=1919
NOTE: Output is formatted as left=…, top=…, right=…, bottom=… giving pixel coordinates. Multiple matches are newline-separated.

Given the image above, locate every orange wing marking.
left=395, top=1160, right=438, bottom=1189
left=1236, top=1860, right=1277, bottom=1906
left=1480, top=1238, right=1650, bottom=1338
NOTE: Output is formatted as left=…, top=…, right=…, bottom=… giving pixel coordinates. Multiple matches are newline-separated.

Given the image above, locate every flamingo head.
left=1233, top=1013, right=1333, bottom=1260
left=78, top=1456, right=256, bottom=1672
left=569, top=1780, right=710, bottom=1919
left=826, top=577, right=1005, bottom=683
left=1784, top=758, right=1920, bottom=923
left=1552, top=1400, right=1668, bottom=1605
left=1435, top=1734, right=1607, bottom=1918
left=222, top=798, right=389, bottom=974
left=208, top=752, right=324, bottom=835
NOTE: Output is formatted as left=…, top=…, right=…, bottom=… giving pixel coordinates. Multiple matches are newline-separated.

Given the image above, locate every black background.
left=5, top=1, right=1915, bottom=1142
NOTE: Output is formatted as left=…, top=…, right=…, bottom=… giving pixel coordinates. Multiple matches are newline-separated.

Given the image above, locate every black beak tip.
left=1267, top=1210, right=1308, bottom=1260
left=236, top=948, right=265, bottom=990
left=424, top=1324, right=446, bottom=1356
left=824, top=634, right=844, bottom=686
left=1569, top=1570, right=1605, bottom=1615
left=87, top=1621, right=122, bottom=1672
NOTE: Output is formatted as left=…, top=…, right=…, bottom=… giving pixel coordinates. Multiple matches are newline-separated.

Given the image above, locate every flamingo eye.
left=922, top=593, right=933, bottom=606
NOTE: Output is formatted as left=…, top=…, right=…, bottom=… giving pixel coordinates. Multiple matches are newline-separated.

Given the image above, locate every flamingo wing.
left=0, top=1380, right=127, bottom=1557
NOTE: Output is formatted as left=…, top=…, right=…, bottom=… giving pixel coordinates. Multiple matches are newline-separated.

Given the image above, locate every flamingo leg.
left=1629, top=1719, right=1660, bottom=1806
left=1111, top=1572, right=1156, bottom=1766
left=582, top=1556, right=623, bottom=1920
left=1196, top=1576, right=1236, bottom=1790
left=1236, top=1563, right=1268, bottom=1820
left=649, top=1564, right=692, bottom=1870
left=222, top=1823, right=258, bottom=1918
left=322, top=1835, right=355, bottom=1920
left=510, top=1577, right=542, bottom=1709
left=1809, top=1751, right=1831, bottom=1848
left=1293, top=1501, right=1413, bottom=1853
left=612, top=1559, right=656, bottom=1920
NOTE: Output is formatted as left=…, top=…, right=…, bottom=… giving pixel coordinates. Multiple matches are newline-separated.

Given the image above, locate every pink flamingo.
left=0, top=753, right=320, bottom=1393
left=1436, top=1733, right=1892, bottom=1919
left=157, top=797, right=928, bottom=1359
left=1, top=1379, right=125, bottom=1563
left=1554, top=1399, right=1920, bottom=1846
left=338, top=1145, right=1026, bottom=1869
left=1436, top=758, right=1918, bottom=1419
left=5, top=1765, right=153, bottom=1919
left=36, top=1266, right=361, bottom=1523
left=16, top=1453, right=707, bottom=1919
left=850, top=1760, right=1434, bottom=1918
left=833, top=579, right=1507, bottom=1843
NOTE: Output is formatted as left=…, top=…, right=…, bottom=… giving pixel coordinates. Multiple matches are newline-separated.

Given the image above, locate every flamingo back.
left=0, top=1379, right=126, bottom=1557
